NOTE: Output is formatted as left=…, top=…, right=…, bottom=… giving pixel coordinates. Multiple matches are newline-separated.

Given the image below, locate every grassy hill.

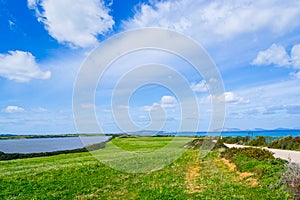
left=0, top=137, right=292, bottom=199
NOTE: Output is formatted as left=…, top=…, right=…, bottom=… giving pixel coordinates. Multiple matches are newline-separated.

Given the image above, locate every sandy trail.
left=224, top=143, right=300, bottom=164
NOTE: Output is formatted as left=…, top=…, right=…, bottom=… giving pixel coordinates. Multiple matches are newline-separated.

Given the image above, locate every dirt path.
left=224, top=143, right=300, bottom=163
left=185, top=164, right=202, bottom=193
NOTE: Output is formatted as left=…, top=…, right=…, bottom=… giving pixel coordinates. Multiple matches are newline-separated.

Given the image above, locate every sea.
left=158, top=130, right=300, bottom=137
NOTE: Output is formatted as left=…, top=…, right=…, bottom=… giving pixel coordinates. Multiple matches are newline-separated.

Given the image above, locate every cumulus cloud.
left=191, top=80, right=208, bottom=92
left=252, top=44, right=290, bottom=67
left=0, top=50, right=51, bottom=82
left=160, top=95, right=177, bottom=108
left=222, top=92, right=249, bottom=104
left=28, top=0, right=114, bottom=48
left=252, top=43, right=300, bottom=78
left=3, top=106, right=25, bottom=113
left=123, top=0, right=300, bottom=44
left=143, top=96, right=177, bottom=111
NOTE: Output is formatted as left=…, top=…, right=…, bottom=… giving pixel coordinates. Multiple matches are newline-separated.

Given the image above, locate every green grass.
left=0, top=137, right=292, bottom=199
left=111, top=137, right=174, bottom=151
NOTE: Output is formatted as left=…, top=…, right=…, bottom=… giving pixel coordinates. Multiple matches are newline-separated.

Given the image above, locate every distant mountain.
left=252, top=128, right=266, bottom=131
left=129, top=130, right=165, bottom=135
left=214, top=128, right=241, bottom=132
left=0, top=134, right=16, bottom=136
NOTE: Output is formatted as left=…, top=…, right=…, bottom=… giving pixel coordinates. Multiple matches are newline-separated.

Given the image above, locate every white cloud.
left=205, top=92, right=249, bottom=105
left=143, top=96, right=177, bottom=111
left=252, top=44, right=290, bottom=67
left=0, top=50, right=51, bottom=82
left=291, top=44, right=300, bottom=69
left=291, top=71, right=300, bottom=79
left=143, top=103, right=160, bottom=112
left=191, top=80, right=208, bottom=92
left=123, top=0, right=300, bottom=45
left=4, top=106, right=25, bottom=113
left=252, top=44, right=300, bottom=78
left=28, top=0, right=114, bottom=48
left=161, top=95, right=177, bottom=108
left=117, top=105, right=129, bottom=110
left=223, top=92, right=249, bottom=104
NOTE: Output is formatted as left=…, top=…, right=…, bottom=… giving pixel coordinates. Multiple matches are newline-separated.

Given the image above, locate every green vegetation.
left=220, top=147, right=298, bottom=198
left=222, top=136, right=300, bottom=151
left=247, top=136, right=268, bottom=146
left=281, top=162, right=300, bottom=198
left=268, top=136, right=300, bottom=150
left=221, top=147, right=275, bottom=162
left=111, top=137, right=173, bottom=151
left=0, top=137, right=293, bottom=199
left=221, top=136, right=250, bottom=144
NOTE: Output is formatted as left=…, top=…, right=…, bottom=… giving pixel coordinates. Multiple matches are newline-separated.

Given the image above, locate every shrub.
left=220, top=147, right=274, bottom=163
left=248, top=136, right=267, bottom=146
left=269, top=136, right=300, bottom=150
left=212, top=138, right=228, bottom=150
left=184, top=138, right=204, bottom=149
left=281, top=162, right=300, bottom=198
left=222, top=136, right=250, bottom=144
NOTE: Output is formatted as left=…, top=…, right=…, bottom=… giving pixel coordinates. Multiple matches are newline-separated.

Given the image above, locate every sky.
left=0, top=0, right=300, bottom=134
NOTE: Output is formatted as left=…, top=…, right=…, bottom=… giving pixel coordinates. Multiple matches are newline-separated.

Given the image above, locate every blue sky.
left=1, top=0, right=300, bottom=134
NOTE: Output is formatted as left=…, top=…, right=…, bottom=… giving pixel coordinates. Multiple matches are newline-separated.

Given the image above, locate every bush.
left=222, top=136, right=250, bottom=144
left=184, top=138, right=204, bottom=149
left=269, top=136, right=300, bottom=150
left=281, top=162, right=300, bottom=198
left=248, top=136, right=267, bottom=146
left=212, top=138, right=228, bottom=150
left=221, top=147, right=274, bottom=163
left=220, top=147, right=287, bottom=188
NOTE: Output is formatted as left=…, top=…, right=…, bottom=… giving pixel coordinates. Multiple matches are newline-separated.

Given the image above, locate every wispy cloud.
left=123, top=0, right=300, bottom=45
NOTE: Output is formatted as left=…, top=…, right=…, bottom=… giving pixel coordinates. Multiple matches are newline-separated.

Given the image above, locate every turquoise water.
left=158, top=130, right=300, bottom=137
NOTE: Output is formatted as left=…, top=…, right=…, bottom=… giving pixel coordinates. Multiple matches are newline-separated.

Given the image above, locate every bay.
left=0, top=136, right=111, bottom=154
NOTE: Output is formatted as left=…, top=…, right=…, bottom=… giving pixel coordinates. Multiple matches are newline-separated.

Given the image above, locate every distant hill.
left=214, top=128, right=241, bottom=132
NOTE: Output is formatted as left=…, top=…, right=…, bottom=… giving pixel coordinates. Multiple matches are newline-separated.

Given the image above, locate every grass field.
left=0, top=137, right=292, bottom=199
